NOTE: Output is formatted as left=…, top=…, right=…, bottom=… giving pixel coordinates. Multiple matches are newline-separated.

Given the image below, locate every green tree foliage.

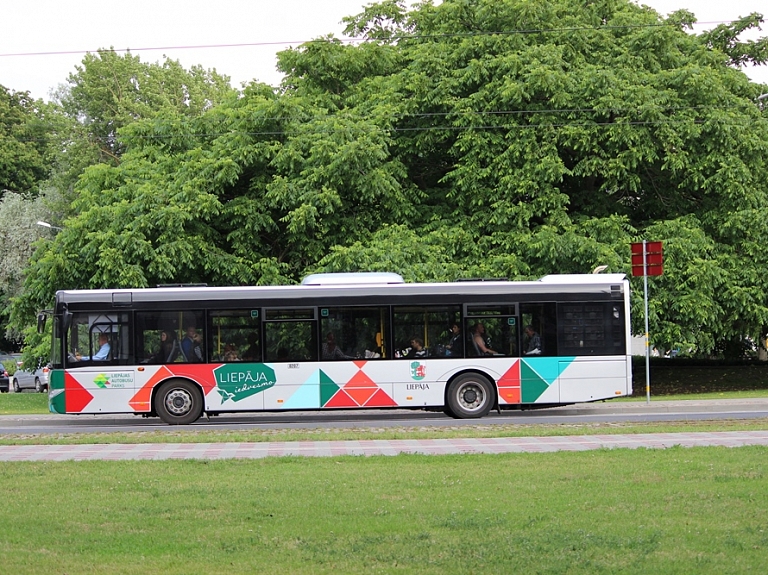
left=0, top=86, right=53, bottom=195
left=0, top=190, right=54, bottom=350
left=12, top=0, right=768, bottom=359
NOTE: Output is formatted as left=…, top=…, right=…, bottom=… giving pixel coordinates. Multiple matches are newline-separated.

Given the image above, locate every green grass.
left=1, top=447, right=767, bottom=574
left=0, top=391, right=49, bottom=414
left=1, top=418, right=767, bottom=446
left=620, top=389, right=768, bottom=401
left=2, top=388, right=767, bottom=417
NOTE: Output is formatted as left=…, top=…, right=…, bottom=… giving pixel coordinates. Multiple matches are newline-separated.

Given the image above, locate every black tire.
left=154, top=379, right=203, bottom=425
left=446, top=373, right=495, bottom=419
left=34, top=378, right=42, bottom=393
left=13, top=379, right=20, bottom=393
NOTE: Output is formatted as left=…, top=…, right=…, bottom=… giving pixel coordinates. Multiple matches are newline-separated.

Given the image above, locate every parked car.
left=12, top=362, right=49, bottom=393
left=0, top=364, right=8, bottom=393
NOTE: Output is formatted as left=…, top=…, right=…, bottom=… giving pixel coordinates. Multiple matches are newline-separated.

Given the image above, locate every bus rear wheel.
left=446, top=373, right=494, bottom=419
left=154, top=380, right=203, bottom=425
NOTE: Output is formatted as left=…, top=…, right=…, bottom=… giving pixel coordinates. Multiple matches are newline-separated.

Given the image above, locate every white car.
left=12, top=362, right=49, bottom=393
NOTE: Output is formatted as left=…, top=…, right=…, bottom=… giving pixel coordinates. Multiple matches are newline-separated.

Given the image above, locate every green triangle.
left=521, top=361, right=549, bottom=403
left=319, top=370, right=340, bottom=406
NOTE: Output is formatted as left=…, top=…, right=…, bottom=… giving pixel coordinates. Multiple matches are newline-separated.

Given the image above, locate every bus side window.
left=209, top=310, right=261, bottom=363
left=264, top=308, right=317, bottom=363
left=520, top=303, right=557, bottom=357
left=393, top=306, right=461, bottom=359
left=320, top=307, right=390, bottom=360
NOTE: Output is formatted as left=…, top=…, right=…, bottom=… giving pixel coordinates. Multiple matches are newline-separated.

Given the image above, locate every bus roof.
left=54, top=274, right=628, bottom=308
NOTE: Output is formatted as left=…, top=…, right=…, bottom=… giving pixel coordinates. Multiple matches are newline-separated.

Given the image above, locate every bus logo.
left=214, top=364, right=276, bottom=403
left=410, top=361, right=426, bottom=380
left=93, top=372, right=132, bottom=389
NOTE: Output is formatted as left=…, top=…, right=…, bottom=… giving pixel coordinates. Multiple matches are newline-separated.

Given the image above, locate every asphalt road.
left=1, top=398, right=767, bottom=434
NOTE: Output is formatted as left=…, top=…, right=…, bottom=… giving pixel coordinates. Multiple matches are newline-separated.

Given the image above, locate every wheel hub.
left=165, top=389, right=192, bottom=415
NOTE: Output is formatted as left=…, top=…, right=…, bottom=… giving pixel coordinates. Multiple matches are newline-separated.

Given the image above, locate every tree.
left=56, top=49, right=236, bottom=163
left=12, top=0, right=768, bottom=359
left=0, top=86, right=53, bottom=195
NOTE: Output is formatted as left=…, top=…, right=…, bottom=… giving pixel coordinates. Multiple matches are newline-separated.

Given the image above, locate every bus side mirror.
left=63, top=311, right=72, bottom=331
left=37, top=312, right=47, bottom=334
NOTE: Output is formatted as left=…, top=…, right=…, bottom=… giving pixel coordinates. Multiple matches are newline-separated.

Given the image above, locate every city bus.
left=41, top=272, right=632, bottom=424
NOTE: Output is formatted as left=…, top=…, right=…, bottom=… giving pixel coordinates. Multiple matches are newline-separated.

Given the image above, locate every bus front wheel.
left=154, top=380, right=203, bottom=425
left=446, top=373, right=494, bottom=419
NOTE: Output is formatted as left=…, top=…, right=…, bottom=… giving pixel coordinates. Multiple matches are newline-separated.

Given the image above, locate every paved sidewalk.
left=2, top=430, right=768, bottom=461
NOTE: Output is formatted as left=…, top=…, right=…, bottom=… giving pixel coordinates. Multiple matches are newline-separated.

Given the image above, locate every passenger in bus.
left=406, top=337, right=428, bottom=358
left=322, top=332, right=353, bottom=360
left=524, top=325, right=542, bottom=355
left=148, top=330, right=180, bottom=364
left=180, top=325, right=204, bottom=362
left=444, top=323, right=463, bottom=357
left=470, top=323, right=500, bottom=356
left=74, top=332, right=111, bottom=361
left=241, top=332, right=259, bottom=362
left=222, top=343, right=240, bottom=362
left=276, top=347, right=289, bottom=362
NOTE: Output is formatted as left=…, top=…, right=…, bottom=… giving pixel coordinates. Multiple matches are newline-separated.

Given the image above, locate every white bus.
left=43, top=273, right=632, bottom=424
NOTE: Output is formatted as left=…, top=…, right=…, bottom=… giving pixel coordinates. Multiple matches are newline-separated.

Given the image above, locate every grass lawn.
left=1, top=447, right=766, bottom=574
left=0, top=418, right=767, bottom=446
left=0, top=392, right=49, bottom=414
left=2, top=388, right=767, bottom=417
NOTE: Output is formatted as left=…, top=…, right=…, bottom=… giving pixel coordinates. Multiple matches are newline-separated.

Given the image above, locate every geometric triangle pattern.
left=282, top=369, right=322, bottom=409
left=520, top=357, right=576, bottom=403
left=521, top=360, right=549, bottom=403
left=319, top=370, right=340, bottom=406
left=497, top=360, right=521, bottom=404
left=64, top=372, right=94, bottom=413
left=323, top=360, right=397, bottom=408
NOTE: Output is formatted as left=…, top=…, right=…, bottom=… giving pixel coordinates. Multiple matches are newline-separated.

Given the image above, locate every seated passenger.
left=470, top=323, right=500, bottom=356
left=322, top=332, right=353, bottom=360
left=148, top=330, right=180, bottom=364
left=75, top=333, right=111, bottom=361
left=221, top=343, right=240, bottom=362
left=241, top=333, right=259, bottom=362
left=524, top=325, right=542, bottom=355
left=444, top=323, right=463, bottom=357
left=406, top=337, right=428, bottom=358
left=181, top=325, right=204, bottom=362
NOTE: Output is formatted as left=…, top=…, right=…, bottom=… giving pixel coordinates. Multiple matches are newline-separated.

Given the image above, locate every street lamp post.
left=36, top=221, right=62, bottom=231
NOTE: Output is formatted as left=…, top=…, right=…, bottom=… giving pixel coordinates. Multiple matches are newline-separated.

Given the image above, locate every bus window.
left=67, top=312, right=130, bottom=365
left=320, top=307, right=389, bottom=359
left=393, top=306, right=461, bottom=358
left=209, top=310, right=261, bottom=362
left=264, top=308, right=317, bottom=363
left=464, top=305, right=518, bottom=357
left=136, top=311, right=182, bottom=364
left=520, top=303, right=557, bottom=357
left=557, top=302, right=625, bottom=355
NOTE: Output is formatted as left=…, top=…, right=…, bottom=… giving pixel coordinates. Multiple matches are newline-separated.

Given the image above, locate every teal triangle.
left=319, top=369, right=340, bottom=407
left=521, top=361, right=549, bottom=403
left=522, top=357, right=575, bottom=385
left=283, top=370, right=322, bottom=409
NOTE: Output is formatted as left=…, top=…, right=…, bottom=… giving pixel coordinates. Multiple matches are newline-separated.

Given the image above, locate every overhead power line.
left=0, top=20, right=738, bottom=59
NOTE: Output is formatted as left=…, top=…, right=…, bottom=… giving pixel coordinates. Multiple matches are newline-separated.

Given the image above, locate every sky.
left=1, top=0, right=766, bottom=101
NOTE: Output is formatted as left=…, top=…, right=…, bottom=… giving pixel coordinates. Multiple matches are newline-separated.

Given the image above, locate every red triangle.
left=353, top=360, right=367, bottom=369
left=346, top=386, right=376, bottom=406
left=65, top=374, right=94, bottom=413
left=324, top=389, right=359, bottom=408
left=345, top=370, right=377, bottom=388
left=364, top=388, right=398, bottom=407
left=498, top=360, right=521, bottom=388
